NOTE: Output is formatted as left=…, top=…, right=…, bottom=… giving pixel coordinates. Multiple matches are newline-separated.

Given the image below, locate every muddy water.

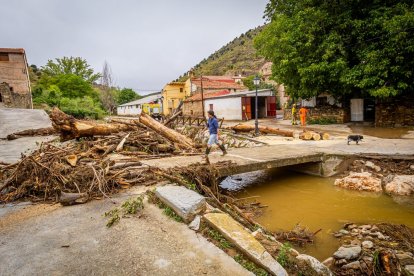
left=349, top=126, right=414, bottom=139
left=222, top=170, right=414, bottom=261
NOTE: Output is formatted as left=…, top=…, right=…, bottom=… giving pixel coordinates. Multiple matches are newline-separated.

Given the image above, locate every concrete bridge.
left=141, top=145, right=350, bottom=178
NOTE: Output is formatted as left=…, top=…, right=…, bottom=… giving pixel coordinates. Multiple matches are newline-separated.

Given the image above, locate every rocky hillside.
left=177, top=26, right=266, bottom=81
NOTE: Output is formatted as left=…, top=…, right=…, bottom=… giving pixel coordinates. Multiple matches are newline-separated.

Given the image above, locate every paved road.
left=0, top=187, right=251, bottom=276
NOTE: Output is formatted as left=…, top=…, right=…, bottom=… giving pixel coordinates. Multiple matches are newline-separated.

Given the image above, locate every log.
left=139, top=112, right=194, bottom=150
left=164, top=110, right=182, bottom=126
left=299, top=132, right=312, bottom=140
left=49, top=108, right=138, bottom=141
left=230, top=124, right=294, bottom=137
left=320, top=132, right=330, bottom=140
left=6, top=127, right=57, bottom=140
left=311, top=132, right=321, bottom=141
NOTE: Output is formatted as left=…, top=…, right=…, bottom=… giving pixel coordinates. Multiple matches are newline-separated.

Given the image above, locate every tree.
left=255, top=0, right=414, bottom=99
left=117, top=88, right=140, bottom=105
left=99, top=61, right=117, bottom=114
left=42, top=56, right=101, bottom=83
left=242, top=75, right=275, bottom=91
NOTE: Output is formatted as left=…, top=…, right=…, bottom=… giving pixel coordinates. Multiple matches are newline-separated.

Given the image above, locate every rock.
left=362, top=256, right=373, bottom=263
left=289, top=248, right=300, bottom=257
left=322, top=257, right=334, bottom=268
left=296, top=254, right=333, bottom=276
left=351, top=239, right=361, bottom=246
left=336, top=259, right=347, bottom=266
left=359, top=224, right=372, bottom=230
left=362, top=241, right=374, bottom=249
left=333, top=246, right=362, bottom=260
left=334, top=172, right=382, bottom=192
left=377, top=232, right=386, bottom=240
left=334, top=233, right=343, bottom=238
left=405, top=265, right=414, bottom=275
left=365, top=161, right=381, bottom=172
left=204, top=212, right=288, bottom=276
left=397, top=253, right=414, bottom=266
left=155, top=185, right=206, bottom=222
left=410, top=165, right=414, bottom=171
left=347, top=224, right=358, bottom=230
left=342, top=260, right=361, bottom=270
left=384, top=175, right=414, bottom=196
left=361, top=230, right=371, bottom=236
left=339, top=229, right=350, bottom=235
left=370, top=225, right=379, bottom=231
left=188, top=215, right=201, bottom=231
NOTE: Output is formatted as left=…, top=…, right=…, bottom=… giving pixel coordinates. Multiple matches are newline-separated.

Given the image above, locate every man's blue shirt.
left=207, top=117, right=218, bottom=134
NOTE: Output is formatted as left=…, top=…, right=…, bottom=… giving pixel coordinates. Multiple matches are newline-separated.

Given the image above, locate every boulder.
left=155, top=185, right=206, bottom=222
left=365, top=161, right=381, bottom=172
left=334, top=172, right=382, bottom=192
left=296, top=254, right=333, bottom=276
left=384, top=175, right=414, bottom=196
left=333, top=246, right=362, bottom=260
left=362, top=241, right=374, bottom=249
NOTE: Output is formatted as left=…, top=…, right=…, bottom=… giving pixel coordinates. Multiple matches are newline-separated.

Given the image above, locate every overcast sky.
left=1, top=0, right=267, bottom=94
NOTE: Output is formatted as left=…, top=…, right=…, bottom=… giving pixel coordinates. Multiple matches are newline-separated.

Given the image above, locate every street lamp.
left=253, top=76, right=260, bottom=136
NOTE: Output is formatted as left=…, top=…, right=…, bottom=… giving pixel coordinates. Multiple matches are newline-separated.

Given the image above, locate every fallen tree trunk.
left=139, top=112, right=194, bottom=150
left=6, top=127, right=57, bottom=140
left=49, top=108, right=138, bottom=141
left=230, top=124, right=294, bottom=137
left=164, top=110, right=182, bottom=126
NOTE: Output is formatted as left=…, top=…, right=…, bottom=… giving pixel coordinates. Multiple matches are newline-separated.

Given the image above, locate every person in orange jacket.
left=299, top=106, right=309, bottom=126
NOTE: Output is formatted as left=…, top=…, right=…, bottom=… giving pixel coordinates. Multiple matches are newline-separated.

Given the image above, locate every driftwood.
left=139, top=112, right=194, bottom=150
left=59, top=192, right=89, bottom=206
left=164, top=110, right=182, bottom=126
left=6, top=127, right=57, bottom=140
left=230, top=124, right=294, bottom=137
left=50, top=108, right=138, bottom=141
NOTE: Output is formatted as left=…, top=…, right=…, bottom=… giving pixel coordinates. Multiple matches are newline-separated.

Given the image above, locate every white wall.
left=117, top=105, right=142, bottom=116
left=204, top=97, right=242, bottom=120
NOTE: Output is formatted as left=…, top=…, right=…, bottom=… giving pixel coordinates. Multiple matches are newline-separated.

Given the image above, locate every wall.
left=0, top=52, right=32, bottom=108
left=162, top=83, right=186, bottom=115
left=204, top=97, right=242, bottom=120
left=117, top=103, right=160, bottom=116
left=183, top=100, right=203, bottom=117
left=284, top=105, right=346, bottom=123
left=375, top=96, right=414, bottom=127
left=0, top=82, right=32, bottom=108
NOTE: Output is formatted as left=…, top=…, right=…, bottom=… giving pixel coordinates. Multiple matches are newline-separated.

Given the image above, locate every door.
left=364, top=99, right=375, bottom=122
left=351, top=99, right=364, bottom=121
left=267, top=96, right=276, bottom=117
left=241, top=97, right=251, bottom=120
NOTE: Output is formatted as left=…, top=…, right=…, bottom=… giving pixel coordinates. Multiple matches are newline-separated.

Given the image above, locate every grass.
left=104, top=195, right=144, bottom=228
left=162, top=206, right=183, bottom=222
left=307, top=117, right=337, bottom=125
left=234, top=254, right=269, bottom=276
left=207, top=229, right=232, bottom=250
left=277, top=242, right=292, bottom=268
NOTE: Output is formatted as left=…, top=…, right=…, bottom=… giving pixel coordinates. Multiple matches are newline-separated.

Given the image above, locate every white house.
left=117, top=92, right=162, bottom=116
left=203, top=89, right=276, bottom=120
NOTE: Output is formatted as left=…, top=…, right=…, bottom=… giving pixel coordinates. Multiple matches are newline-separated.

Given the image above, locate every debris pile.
left=328, top=223, right=414, bottom=275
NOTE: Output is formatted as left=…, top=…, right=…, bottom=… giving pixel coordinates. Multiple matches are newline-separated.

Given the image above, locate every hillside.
left=177, top=26, right=266, bottom=81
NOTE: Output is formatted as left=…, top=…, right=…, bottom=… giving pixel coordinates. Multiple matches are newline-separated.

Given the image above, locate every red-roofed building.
left=0, top=48, right=32, bottom=109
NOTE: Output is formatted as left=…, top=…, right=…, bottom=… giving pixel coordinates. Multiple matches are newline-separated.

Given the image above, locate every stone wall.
left=375, top=96, right=414, bottom=127
left=0, top=82, right=32, bottom=109
left=183, top=100, right=203, bottom=117
left=284, top=105, right=346, bottom=123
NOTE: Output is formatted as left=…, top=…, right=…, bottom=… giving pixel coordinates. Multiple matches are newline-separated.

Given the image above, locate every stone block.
left=204, top=212, right=287, bottom=276
left=155, top=185, right=206, bottom=222
left=296, top=254, right=333, bottom=276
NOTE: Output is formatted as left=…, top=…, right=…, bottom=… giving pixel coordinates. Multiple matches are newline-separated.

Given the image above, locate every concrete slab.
left=204, top=212, right=288, bottom=276
left=0, top=135, right=56, bottom=163
left=155, top=185, right=206, bottom=222
left=0, top=108, right=52, bottom=139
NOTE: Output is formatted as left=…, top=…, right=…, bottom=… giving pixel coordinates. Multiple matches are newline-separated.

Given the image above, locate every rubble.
left=334, top=172, right=382, bottom=192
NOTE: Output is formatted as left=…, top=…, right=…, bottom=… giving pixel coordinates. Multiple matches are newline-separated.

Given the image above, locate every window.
left=0, top=53, right=9, bottom=62
left=316, top=96, right=328, bottom=106
left=136, top=105, right=139, bottom=108
left=180, top=88, right=183, bottom=92
left=209, top=104, right=214, bottom=111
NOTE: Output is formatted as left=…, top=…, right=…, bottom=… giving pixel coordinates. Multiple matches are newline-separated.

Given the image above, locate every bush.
left=307, top=117, right=337, bottom=125
left=59, top=96, right=105, bottom=119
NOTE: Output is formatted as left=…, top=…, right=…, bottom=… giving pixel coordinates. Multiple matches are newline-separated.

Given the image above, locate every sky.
left=1, top=0, right=267, bottom=95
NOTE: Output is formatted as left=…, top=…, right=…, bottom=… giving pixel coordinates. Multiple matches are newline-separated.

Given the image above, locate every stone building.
left=0, top=48, right=32, bottom=108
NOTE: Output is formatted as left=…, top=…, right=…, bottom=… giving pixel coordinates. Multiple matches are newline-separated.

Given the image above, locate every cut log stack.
left=299, top=131, right=330, bottom=141
left=230, top=124, right=294, bottom=137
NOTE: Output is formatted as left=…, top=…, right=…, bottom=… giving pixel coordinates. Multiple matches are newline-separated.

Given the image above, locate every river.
left=221, top=169, right=414, bottom=261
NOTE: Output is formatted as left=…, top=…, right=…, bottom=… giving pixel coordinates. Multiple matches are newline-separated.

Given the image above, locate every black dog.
left=347, top=135, right=363, bottom=145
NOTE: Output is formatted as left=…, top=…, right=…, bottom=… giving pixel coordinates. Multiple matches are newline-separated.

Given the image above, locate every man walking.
left=205, top=110, right=227, bottom=159
left=299, top=105, right=309, bottom=126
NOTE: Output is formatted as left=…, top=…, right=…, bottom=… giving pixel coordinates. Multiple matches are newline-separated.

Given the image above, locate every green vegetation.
left=178, top=27, right=266, bottom=80
left=277, top=242, right=292, bottom=268
left=207, top=229, right=232, bottom=249
left=307, top=117, right=337, bottom=125
left=242, top=75, right=275, bottom=91
left=32, top=56, right=141, bottom=118
left=234, top=255, right=269, bottom=276
left=162, top=206, right=183, bottom=222
left=255, top=0, right=414, bottom=100
left=104, top=196, right=145, bottom=228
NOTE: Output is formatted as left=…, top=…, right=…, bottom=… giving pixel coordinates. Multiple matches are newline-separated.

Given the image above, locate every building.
left=183, top=89, right=276, bottom=120
left=0, top=48, right=32, bottom=108
left=117, top=92, right=162, bottom=116
left=162, top=75, right=246, bottom=116
left=260, top=61, right=289, bottom=110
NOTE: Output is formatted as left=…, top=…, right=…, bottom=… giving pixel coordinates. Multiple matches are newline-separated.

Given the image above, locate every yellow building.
left=162, top=81, right=191, bottom=115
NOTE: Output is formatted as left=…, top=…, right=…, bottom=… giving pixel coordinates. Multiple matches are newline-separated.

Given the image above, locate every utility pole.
left=200, top=75, right=205, bottom=118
